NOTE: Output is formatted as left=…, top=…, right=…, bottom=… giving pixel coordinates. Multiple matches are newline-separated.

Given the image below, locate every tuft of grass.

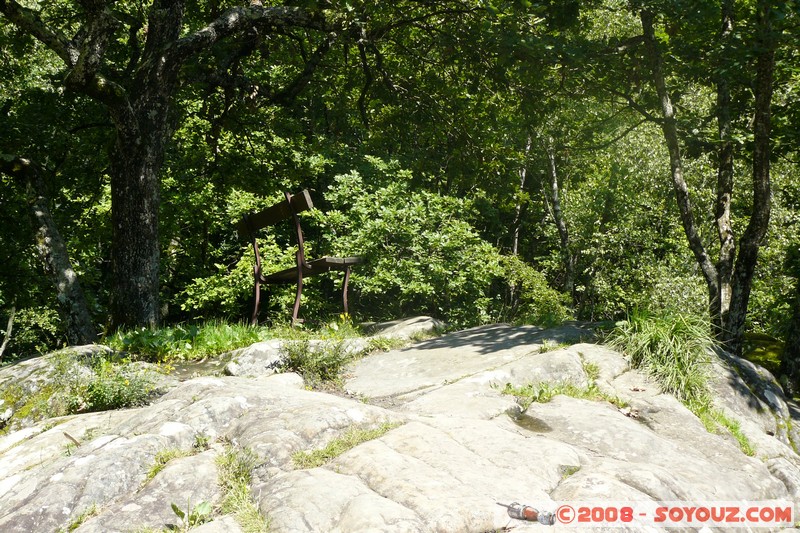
left=217, top=445, right=270, bottom=533
left=292, top=422, right=401, bottom=469
left=582, top=359, right=601, bottom=381
left=59, top=503, right=99, bottom=532
left=605, top=310, right=756, bottom=456
left=501, top=381, right=628, bottom=410
left=604, top=309, right=713, bottom=405
left=145, top=447, right=194, bottom=483
left=539, top=339, right=570, bottom=353
left=278, top=340, right=353, bottom=388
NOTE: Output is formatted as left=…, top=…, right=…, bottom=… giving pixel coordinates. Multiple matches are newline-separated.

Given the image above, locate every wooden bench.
left=236, top=190, right=362, bottom=325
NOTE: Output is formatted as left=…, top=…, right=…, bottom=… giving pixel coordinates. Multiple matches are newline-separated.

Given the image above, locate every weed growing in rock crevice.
left=144, top=447, right=195, bottom=484
left=604, top=309, right=756, bottom=456
left=292, top=421, right=402, bottom=469
left=501, top=381, right=628, bottom=411
left=216, top=444, right=269, bottom=533
left=278, top=340, right=353, bottom=388
left=604, top=309, right=713, bottom=404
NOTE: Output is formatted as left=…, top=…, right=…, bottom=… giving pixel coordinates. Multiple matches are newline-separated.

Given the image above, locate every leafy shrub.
left=2, top=306, right=62, bottom=362
left=278, top=340, right=352, bottom=387
left=496, top=255, right=572, bottom=326
left=322, top=160, right=505, bottom=327
left=47, top=352, right=155, bottom=415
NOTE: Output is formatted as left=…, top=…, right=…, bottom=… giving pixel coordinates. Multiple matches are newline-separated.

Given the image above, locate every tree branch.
left=0, top=0, right=77, bottom=65
left=168, top=5, right=327, bottom=67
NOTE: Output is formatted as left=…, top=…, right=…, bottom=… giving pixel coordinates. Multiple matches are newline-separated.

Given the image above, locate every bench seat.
left=262, top=256, right=364, bottom=284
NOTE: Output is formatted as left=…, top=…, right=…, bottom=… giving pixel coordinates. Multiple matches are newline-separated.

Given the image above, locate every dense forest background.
left=0, top=1, right=798, bottom=380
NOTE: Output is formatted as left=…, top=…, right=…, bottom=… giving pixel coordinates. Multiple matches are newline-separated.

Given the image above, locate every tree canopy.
left=1, top=0, right=798, bottom=382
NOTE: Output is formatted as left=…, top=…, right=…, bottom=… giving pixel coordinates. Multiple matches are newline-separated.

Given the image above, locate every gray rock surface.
left=0, top=319, right=798, bottom=532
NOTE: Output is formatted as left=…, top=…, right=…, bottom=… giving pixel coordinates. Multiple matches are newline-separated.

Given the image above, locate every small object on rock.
left=619, top=406, right=640, bottom=419
left=631, top=386, right=646, bottom=392
left=497, top=502, right=555, bottom=525
left=62, top=432, right=81, bottom=447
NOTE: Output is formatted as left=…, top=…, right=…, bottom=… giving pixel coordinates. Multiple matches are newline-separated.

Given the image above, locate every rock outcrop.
left=0, top=319, right=797, bottom=532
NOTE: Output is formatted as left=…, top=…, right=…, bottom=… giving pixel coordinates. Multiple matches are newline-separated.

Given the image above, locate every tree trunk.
left=107, top=0, right=185, bottom=328
left=712, top=0, right=736, bottom=338
left=723, top=0, right=777, bottom=355
left=546, top=140, right=574, bottom=295
left=511, top=136, right=531, bottom=257
left=0, top=305, right=15, bottom=361
left=108, top=139, right=164, bottom=328
left=640, top=11, right=719, bottom=307
left=780, top=248, right=800, bottom=395
left=0, top=156, right=97, bottom=344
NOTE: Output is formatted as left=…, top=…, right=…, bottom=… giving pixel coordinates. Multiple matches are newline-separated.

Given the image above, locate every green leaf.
left=171, top=502, right=185, bottom=520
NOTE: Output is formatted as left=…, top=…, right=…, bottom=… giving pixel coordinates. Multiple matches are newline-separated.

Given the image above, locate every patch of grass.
left=366, top=336, right=409, bottom=352
left=501, top=381, right=628, bottom=410
left=539, top=339, right=570, bottom=353
left=605, top=310, right=756, bottom=456
left=278, top=340, right=353, bottom=388
left=604, top=309, right=713, bottom=405
left=59, top=503, right=99, bottom=532
left=145, top=447, right=194, bottom=483
left=217, top=445, right=270, bottom=533
left=107, top=321, right=264, bottom=363
left=582, top=359, right=601, bottom=381
left=692, top=401, right=756, bottom=456
left=108, top=316, right=368, bottom=364
left=292, top=422, right=401, bottom=469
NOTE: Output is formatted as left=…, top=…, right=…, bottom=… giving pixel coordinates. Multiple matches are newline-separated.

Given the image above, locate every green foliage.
left=47, top=352, right=155, bottom=415
left=2, top=351, right=155, bottom=434
left=2, top=307, right=62, bottom=362
left=604, top=310, right=756, bottom=456
left=278, top=340, right=353, bottom=388
left=498, top=255, right=572, bottom=326
left=107, top=321, right=265, bottom=362
left=323, top=160, right=504, bottom=326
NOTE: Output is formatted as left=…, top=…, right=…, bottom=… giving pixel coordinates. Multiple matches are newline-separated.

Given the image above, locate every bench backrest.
left=236, top=189, right=314, bottom=239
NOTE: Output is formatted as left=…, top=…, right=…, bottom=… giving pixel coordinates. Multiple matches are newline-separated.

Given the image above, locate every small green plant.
left=278, top=340, right=352, bottom=387
left=193, top=434, right=211, bottom=451
left=170, top=498, right=212, bottom=531
left=146, top=448, right=194, bottom=483
left=559, top=465, right=581, bottom=479
left=59, top=503, right=99, bottom=532
left=501, top=381, right=628, bottom=410
left=217, top=444, right=270, bottom=532
left=539, top=339, right=570, bottom=353
left=292, top=422, right=401, bottom=469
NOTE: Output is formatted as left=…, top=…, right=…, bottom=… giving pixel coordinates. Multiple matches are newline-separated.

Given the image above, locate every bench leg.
left=292, top=270, right=304, bottom=326
left=251, top=272, right=261, bottom=326
left=342, top=266, right=352, bottom=316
